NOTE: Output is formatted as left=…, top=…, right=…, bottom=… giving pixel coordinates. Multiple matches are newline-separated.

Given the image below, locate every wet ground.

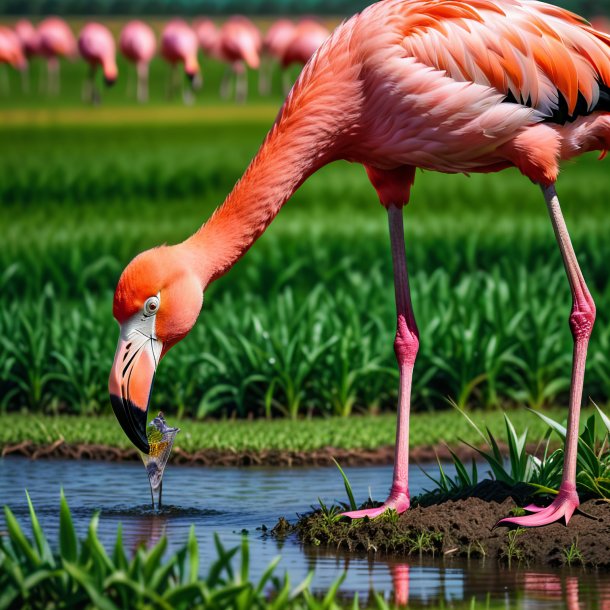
left=1, top=457, right=608, bottom=608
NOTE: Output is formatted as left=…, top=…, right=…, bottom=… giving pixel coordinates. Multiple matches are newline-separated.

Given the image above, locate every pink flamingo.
left=119, top=20, right=156, bottom=103
left=78, top=23, right=117, bottom=104
left=0, top=26, right=26, bottom=93
left=282, top=18, right=329, bottom=67
left=109, top=0, right=610, bottom=528
left=193, top=18, right=221, bottom=59
left=38, top=17, right=76, bottom=95
left=259, top=18, right=296, bottom=95
left=14, top=20, right=39, bottom=91
left=160, top=20, right=200, bottom=102
left=218, top=16, right=261, bottom=103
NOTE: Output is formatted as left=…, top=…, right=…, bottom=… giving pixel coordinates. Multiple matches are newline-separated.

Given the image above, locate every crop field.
left=2, top=53, right=610, bottom=420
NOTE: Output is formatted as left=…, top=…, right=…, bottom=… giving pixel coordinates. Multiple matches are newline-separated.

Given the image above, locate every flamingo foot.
left=496, top=482, right=579, bottom=528
left=341, top=485, right=410, bottom=519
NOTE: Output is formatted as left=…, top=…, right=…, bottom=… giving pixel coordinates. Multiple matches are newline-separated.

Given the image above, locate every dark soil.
left=290, top=481, right=610, bottom=569
left=0, top=440, right=548, bottom=467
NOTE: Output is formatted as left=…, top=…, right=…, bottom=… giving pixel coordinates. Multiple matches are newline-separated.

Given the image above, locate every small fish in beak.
left=141, top=412, right=180, bottom=509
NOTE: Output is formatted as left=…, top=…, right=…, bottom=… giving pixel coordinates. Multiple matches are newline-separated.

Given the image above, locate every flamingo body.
left=38, top=17, right=76, bottom=60
left=0, top=26, right=26, bottom=69
left=219, top=16, right=262, bottom=69
left=161, top=20, right=199, bottom=77
left=120, top=20, right=156, bottom=102
left=111, top=0, right=610, bottom=528
left=15, top=20, right=39, bottom=58
left=194, top=18, right=221, bottom=60
left=78, top=22, right=117, bottom=84
left=263, top=19, right=296, bottom=60
left=38, top=17, right=76, bottom=95
left=120, top=20, right=156, bottom=65
left=281, top=19, right=330, bottom=68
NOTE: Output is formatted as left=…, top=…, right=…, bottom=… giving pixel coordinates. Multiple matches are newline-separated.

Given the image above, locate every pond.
left=0, top=456, right=608, bottom=608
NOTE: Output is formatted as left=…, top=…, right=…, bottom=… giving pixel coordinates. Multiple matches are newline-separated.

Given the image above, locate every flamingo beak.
left=109, top=316, right=162, bottom=454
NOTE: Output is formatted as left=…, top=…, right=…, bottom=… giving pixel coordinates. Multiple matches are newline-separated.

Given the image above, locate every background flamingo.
left=259, top=18, right=295, bottom=95
left=38, top=17, right=76, bottom=95
left=78, top=23, right=117, bottom=105
left=218, top=16, right=261, bottom=103
left=110, top=0, right=610, bottom=529
left=14, top=20, right=39, bottom=92
left=0, top=26, right=26, bottom=93
left=160, top=19, right=200, bottom=103
left=193, top=18, right=221, bottom=59
left=281, top=18, right=329, bottom=68
left=119, top=20, right=156, bottom=103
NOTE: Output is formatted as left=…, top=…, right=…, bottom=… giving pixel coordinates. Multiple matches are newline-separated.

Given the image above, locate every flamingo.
left=193, top=18, right=221, bottom=60
left=160, top=20, right=200, bottom=102
left=109, top=0, right=610, bottom=528
left=14, top=20, right=39, bottom=92
left=0, top=26, right=26, bottom=93
left=260, top=18, right=296, bottom=95
left=119, top=20, right=156, bottom=103
left=38, top=17, right=76, bottom=96
left=78, top=23, right=118, bottom=105
left=282, top=19, right=330, bottom=68
left=218, top=16, right=262, bottom=103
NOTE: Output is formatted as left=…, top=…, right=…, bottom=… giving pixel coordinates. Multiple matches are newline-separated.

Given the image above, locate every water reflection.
left=126, top=511, right=169, bottom=551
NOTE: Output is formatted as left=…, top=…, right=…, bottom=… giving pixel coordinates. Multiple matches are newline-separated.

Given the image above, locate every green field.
left=2, top=52, right=610, bottom=421
left=2, top=407, right=592, bottom=453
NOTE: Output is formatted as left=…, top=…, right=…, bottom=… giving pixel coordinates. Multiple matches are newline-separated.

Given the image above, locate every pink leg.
left=499, top=184, right=595, bottom=528
left=342, top=204, right=418, bottom=518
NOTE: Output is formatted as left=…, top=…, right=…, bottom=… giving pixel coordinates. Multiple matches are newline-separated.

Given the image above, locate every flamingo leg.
left=342, top=204, right=417, bottom=518
left=499, top=184, right=595, bottom=528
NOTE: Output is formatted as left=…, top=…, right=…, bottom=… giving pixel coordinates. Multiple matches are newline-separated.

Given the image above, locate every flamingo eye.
left=143, top=296, right=160, bottom=317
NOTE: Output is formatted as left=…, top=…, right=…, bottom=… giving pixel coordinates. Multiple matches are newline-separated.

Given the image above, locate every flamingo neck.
left=183, top=104, right=343, bottom=287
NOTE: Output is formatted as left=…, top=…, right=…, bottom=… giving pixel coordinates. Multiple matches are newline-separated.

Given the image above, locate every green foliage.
left=331, top=459, right=357, bottom=511
left=501, top=528, right=526, bottom=567
left=2, top=87, right=610, bottom=418
left=0, top=408, right=589, bottom=453
left=421, top=407, right=610, bottom=501
left=1, top=493, right=359, bottom=610
left=563, top=540, right=586, bottom=567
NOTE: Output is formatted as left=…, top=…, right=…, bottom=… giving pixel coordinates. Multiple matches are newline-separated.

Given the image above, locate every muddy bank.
left=0, top=440, right=549, bottom=466
left=290, top=481, right=610, bottom=569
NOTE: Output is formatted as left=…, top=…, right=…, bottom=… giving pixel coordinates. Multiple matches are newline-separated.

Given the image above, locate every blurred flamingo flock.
left=0, top=16, right=332, bottom=103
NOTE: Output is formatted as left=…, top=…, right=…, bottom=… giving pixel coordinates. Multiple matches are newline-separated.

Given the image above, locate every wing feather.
left=399, top=0, right=610, bottom=120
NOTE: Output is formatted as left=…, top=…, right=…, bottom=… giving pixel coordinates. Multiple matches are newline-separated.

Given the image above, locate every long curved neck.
left=184, top=113, right=337, bottom=286
left=182, top=49, right=361, bottom=287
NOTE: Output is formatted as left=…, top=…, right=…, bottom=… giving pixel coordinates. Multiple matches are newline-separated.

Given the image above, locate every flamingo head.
left=184, top=55, right=200, bottom=84
left=103, top=59, right=118, bottom=86
left=109, top=245, right=203, bottom=454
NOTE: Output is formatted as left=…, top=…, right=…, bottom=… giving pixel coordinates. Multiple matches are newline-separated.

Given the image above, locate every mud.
left=0, top=440, right=548, bottom=467
left=292, top=481, right=610, bottom=569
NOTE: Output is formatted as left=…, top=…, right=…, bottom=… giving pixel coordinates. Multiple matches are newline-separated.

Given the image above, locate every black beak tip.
left=110, top=393, right=150, bottom=454
left=105, top=77, right=116, bottom=87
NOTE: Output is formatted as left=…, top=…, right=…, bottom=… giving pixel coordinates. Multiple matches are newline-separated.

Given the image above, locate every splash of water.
left=140, top=412, right=180, bottom=510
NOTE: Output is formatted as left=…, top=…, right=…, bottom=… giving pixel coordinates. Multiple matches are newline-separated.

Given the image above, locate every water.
left=1, top=457, right=608, bottom=608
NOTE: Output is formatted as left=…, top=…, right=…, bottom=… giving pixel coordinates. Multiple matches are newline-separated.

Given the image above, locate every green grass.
left=2, top=56, right=610, bottom=418
left=0, top=408, right=596, bottom=453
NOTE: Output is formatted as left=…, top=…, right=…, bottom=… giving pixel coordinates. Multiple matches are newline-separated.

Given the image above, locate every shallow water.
left=0, top=457, right=608, bottom=608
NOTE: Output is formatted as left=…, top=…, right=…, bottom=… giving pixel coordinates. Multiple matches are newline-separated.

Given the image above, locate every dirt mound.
left=292, top=489, right=610, bottom=569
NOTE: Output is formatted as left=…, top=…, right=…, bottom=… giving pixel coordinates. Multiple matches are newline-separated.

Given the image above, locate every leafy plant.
left=1, top=492, right=361, bottom=610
